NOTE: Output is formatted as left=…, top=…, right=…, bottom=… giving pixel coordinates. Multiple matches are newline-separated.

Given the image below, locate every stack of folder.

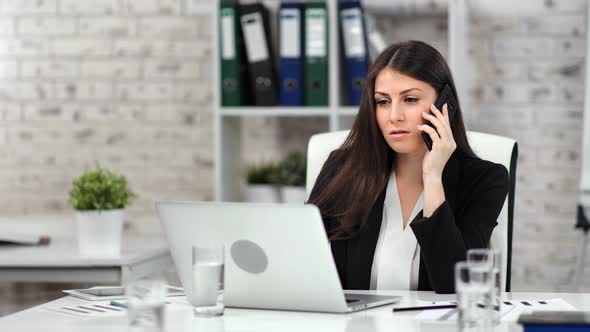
left=219, top=1, right=277, bottom=106
left=218, top=1, right=370, bottom=108
left=277, top=0, right=370, bottom=107
left=278, top=1, right=330, bottom=107
left=218, top=1, right=331, bottom=107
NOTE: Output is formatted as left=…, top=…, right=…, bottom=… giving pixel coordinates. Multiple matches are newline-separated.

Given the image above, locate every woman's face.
left=374, top=68, right=437, bottom=155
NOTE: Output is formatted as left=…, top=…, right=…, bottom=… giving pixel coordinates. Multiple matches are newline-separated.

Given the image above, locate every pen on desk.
left=110, top=301, right=127, bottom=309
left=392, top=304, right=457, bottom=312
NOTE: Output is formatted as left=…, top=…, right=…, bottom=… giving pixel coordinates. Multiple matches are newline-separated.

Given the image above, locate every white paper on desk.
left=415, top=298, right=575, bottom=322
left=501, top=298, right=577, bottom=322
left=44, top=302, right=127, bottom=318
left=415, top=303, right=515, bottom=321
left=62, top=285, right=184, bottom=301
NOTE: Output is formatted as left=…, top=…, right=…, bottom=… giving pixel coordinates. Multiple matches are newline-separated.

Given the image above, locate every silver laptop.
left=156, top=201, right=401, bottom=313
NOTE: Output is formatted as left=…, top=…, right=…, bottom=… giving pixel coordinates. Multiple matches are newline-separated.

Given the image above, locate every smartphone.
left=422, top=84, right=458, bottom=150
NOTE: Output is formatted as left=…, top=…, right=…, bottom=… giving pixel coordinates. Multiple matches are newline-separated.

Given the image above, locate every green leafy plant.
left=275, top=152, right=306, bottom=187
left=246, top=162, right=280, bottom=185
left=69, top=163, right=137, bottom=211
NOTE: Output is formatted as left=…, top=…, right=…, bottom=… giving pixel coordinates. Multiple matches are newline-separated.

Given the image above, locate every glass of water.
left=467, top=249, right=502, bottom=324
left=126, top=276, right=167, bottom=332
left=191, top=245, right=225, bottom=317
left=455, top=261, right=493, bottom=332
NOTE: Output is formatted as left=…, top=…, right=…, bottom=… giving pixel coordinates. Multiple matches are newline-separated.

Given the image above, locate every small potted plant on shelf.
left=69, top=163, right=136, bottom=257
left=245, top=162, right=281, bottom=203
left=276, top=152, right=307, bottom=204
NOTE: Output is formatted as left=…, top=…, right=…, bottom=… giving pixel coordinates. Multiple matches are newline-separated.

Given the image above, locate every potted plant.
left=276, top=152, right=307, bottom=204
left=69, top=164, right=136, bottom=257
left=245, top=162, right=281, bottom=203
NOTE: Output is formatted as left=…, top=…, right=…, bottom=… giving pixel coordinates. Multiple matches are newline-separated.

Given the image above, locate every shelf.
left=220, top=107, right=332, bottom=117
left=339, top=106, right=358, bottom=116
left=213, top=0, right=468, bottom=201
left=219, top=106, right=360, bottom=117
left=188, top=4, right=215, bottom=15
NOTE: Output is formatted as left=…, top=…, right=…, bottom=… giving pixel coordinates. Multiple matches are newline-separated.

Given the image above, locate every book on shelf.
left=240, top=3, right=279, bottom=106
left=303, top=2, right=329, bottom=106
left=339, top=0, right=369, bottom=106
left=279, top=2, right=304, bottom=106
left=219, top=0, right=250, bottom=106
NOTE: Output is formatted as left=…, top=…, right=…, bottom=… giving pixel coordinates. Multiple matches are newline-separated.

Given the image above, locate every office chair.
left=306, top=130, right=518, bottom=291
left=574, top=203, right=590, bottom=290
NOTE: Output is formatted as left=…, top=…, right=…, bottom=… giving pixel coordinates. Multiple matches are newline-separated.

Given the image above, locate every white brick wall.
left=138, top=18, right=200, bottom=37
left=466, top=1, right=589, bottom=292
left=122, top=0, right=183, bottom=15
left=0, top=0, right=213, bottom=223
left=17, top=17, right=76, bottom=36
left=0, top=0, right=588, bottom=293
left=10, top=39, right=52, bottom=56
left=3, top=0, right=58, bottom=14
left=80, top=60, right=141, bottom=79
left=20, top=60, right=79, bottom=78
left=51, top=39, right=111, bottom=56
left=79, top=18, right=137, bottom=37
left=59, top=0, right=119, bottom=15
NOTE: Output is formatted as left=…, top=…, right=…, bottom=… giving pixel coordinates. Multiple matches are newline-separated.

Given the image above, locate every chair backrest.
left=306, top=130, right=518, bottom=291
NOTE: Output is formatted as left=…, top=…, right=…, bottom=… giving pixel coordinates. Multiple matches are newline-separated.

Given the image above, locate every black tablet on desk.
left=518, top=311, right=590, bottom=331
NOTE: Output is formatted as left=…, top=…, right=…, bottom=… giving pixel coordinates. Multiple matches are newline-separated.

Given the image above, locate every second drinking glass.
left=467, top=248, right=502, bottom=324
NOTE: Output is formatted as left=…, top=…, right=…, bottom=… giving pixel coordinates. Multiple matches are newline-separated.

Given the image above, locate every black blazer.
left=308, top=150, right=509, bottom=294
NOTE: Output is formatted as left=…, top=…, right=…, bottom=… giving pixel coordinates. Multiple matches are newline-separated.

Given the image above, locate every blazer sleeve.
left=409, top=163, right=509, bottom=294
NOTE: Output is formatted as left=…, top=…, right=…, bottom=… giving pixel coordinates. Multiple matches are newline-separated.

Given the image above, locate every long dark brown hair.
left=309, top=40, right=476, bottom=240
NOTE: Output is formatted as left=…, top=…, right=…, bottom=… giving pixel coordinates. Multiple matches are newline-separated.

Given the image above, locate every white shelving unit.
left=212, top=0, right=468, bottom=202
left=220, top=107, right=333, bottom=117
left=573, top=0, right=590, bottom=290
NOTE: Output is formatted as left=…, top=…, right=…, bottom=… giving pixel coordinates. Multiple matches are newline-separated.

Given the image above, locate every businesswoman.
left=307, top=41, right=509, bottom=294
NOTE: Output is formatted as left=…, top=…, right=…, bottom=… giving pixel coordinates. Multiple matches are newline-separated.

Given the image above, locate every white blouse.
left=370, top=173, right=423, bottom=291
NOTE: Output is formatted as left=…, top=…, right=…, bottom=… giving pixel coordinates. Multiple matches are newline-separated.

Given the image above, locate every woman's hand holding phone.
left=417, top=103, right=456, bottom=217
left=417, top=103, right=457, bottom=183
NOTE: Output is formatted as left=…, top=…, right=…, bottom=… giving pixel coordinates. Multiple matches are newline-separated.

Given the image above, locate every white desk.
left=0, top=236, right=171, bottom=284
left=0, top=216, right=173, bottom=284
left=1, top=291, right=589, bottom=331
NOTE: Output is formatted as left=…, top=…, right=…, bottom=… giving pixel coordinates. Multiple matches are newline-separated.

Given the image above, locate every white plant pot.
left=76, top=209, right=125, bottom=257
left=281, top=186, right=307, bottom=204
left=245, top=185, right=281, bottom=203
